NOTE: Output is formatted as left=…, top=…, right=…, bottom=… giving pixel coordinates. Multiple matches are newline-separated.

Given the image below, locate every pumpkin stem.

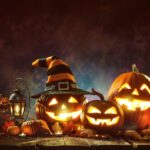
left=132, top=64, right=139, bottom=73
left=92, top=88, right=105, bottom=101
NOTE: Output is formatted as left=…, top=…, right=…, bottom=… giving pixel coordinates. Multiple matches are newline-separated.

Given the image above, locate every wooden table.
left=0, top=136, right=150, bottom=150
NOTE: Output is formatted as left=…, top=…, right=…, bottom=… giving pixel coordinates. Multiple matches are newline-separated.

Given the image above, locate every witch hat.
left=31, top=56, right=91, bottom=98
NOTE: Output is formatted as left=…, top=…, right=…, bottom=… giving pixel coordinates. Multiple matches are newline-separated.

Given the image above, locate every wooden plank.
left=84, top=137, right=131, bottom=150
left=0, top=136, right=37, bottom=146
left=63, top=137, right=91, bottom=150
left=0, top=136, right=37, bottom=150
left=36, top=137, right=65, bottom=148
left=64, top=137, right=89, bottom=146
left=126, top=140, right=150, bottom=149
left=36, top=137, right=91, bottom=150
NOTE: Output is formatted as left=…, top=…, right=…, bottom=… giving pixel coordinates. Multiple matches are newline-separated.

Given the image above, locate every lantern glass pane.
left=10, top=104, right=13, bottom=116
left=14, top=103, right=21, bottom=116
left=21, top=103, right=25, bottom=116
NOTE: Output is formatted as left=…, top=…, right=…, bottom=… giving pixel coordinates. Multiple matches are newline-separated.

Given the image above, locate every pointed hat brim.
left=31, top=88, right=93, bottom=98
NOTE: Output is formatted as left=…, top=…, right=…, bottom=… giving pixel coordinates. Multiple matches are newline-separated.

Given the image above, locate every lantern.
left=9, top=78, right=31, bottom=120
left=9, top=89, right=26, bottom=119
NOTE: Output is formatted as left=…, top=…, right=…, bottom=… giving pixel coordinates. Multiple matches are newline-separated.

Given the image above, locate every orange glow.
left=118, top=83, right=131, bottom=92
left=48, top=98, right=58, bottom=106
left=86, top=115, right=120, bottom=126
left=61, top=104, right=66, bottom=109
left=68, top=96, right=78, bottom=103
left=87, top=106, right=101, bottom=114
left=116, top=98, right=150, bottom=111
left=46, top=109, right=82, bottom=121
left=140, top=84, right=150, bottom=94
left=132, top=89, right=139, bottom=96
left=14, top=104, right=20, bottom=116
left=104, top=107, right=117, bottom=114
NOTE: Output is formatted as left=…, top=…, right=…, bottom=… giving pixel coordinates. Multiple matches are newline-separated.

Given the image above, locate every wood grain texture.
left=0, top=136, right=150, bottom=150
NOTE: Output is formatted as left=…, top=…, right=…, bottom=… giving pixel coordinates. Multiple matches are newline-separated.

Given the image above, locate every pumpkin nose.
left=61, top=104, right=66, bottom=110
left=132, top=88, right=139, bottom=96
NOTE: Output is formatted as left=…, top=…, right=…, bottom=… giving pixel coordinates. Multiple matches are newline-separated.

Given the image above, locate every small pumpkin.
left=107, top=64, right=150, bottom=129
left=7, top=125, right=20, bottom=136
left=81, top=89, right=124, bottom=133
left=2, top=120, right=15, bottom=133
left=36, top=94, right=85, bottom=125
left=21, top=120, right=52, bottom=136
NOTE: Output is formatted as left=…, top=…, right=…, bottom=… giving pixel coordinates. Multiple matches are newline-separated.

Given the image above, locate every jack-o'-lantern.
left=32, top=56, right=91, bottom=125
left=81, top=89, right=124, bottom=133
left=107, top=64, right=150, bottom=129
left=36, top=94, right=85, bottom=124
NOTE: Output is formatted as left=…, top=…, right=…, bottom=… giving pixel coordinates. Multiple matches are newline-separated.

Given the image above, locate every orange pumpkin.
left=81, top=89, right=124, bottom=133
left=7, top=125, right=20, bottom=136
left=36, top=94, right=85, bottom=125
left=21, top=120, right=51, bottom=136
left=107, top=64, right=150, bottom=129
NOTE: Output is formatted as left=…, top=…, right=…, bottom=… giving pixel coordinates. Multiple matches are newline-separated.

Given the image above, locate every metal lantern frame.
left=9, top=78, right=30, bottom=120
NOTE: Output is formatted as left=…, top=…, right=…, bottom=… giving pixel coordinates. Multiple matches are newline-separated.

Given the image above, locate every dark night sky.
left=0, top=0, right=150, bottom=99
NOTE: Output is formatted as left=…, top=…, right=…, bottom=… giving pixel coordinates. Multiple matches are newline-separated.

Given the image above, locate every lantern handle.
left=91, top=88, right=105, bottom=101
left=16, top=78, right=30, bottom=120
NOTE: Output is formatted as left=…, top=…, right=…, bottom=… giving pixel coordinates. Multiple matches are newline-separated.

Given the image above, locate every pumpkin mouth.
left=46, top=109, right=82, bottom=121
left=86, top=115, right=120, bottom=126
left=116, top=98, right=150, bottom=111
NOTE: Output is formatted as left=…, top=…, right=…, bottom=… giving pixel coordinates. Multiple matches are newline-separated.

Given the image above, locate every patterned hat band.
left=45, top=81, right=77, bottom=91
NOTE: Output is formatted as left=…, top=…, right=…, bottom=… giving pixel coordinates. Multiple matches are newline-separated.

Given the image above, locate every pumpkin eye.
left=48, top=98, right=58, bottom=106
left=140, top=84, right=150, bottom=94
left=68, top=96, right=78, bottom=103
left=104, top=107, right=117, bottom=114
left=87, top=106, right=101, bottom=114
left=118, top=83, right=131, bottom=92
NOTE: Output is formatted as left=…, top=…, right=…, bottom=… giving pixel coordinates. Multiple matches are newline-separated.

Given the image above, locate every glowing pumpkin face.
left=108, top=67, right=150, bottom=112
left=36, top=94, right=85, bottom=125
left=81, top=100, right=124, bottom=133
left=107, top=65, right=150, bottom=129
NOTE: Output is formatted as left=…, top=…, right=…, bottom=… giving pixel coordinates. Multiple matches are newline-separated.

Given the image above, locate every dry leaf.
left=124, top=130, right=142, bottom=140
left=62, top=122, right=77, bottom=134
left=80, top=129, right=97, bottom=138
left=52, top=122, right=63, bottom=135
left=142, top=135, right=150, bottom=140
left=141, top=128, right=150, bottom=136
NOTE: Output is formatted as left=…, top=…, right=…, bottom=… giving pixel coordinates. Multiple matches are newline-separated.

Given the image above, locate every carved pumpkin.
left=36, top=94, right=85, bottom=125
left=107, top=64, right=150, bottom=129
left=32, top=56, right=91, bottom=127
left=81, top=89, right=124, bottom=133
